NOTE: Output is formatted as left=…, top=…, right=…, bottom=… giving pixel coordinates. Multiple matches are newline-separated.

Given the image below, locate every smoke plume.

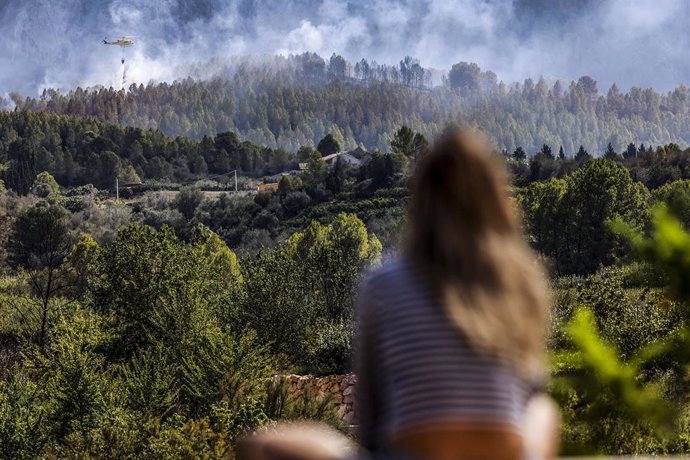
left=0, top=0, right=688, bottom=95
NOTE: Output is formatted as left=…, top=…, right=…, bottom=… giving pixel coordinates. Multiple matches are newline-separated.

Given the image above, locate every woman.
left=354, top=130, right=558, bottom=459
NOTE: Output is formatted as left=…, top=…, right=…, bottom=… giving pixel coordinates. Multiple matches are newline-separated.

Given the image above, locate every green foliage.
left=302, top=150, right=328, bottom=188
left=118, top=345, right=178, bottom=419
left=363, top=151, right=407, bottom=190
left=389, top=125, right=428, bottom=160
left=521, top=160, right=649, bottom=274
left=31, top=171, right=60, bottom=198
left=285, top=214, right=382, bottom=322
left=552, top=308, right=675, bottom=455
left=88, top=224, right=246, bottom=358
left=175, top=185, right=205, bottom=220
left=119, top=163, right=142, bottom=184
left=213, top=397, right=270, bottom=441
left=243, top=213, right=380, bottom=373
left=241, top=245, right=317, bottom=368
left=325, top=156, right=349, bottom=195
left=554, top=205, right=690, bottom=454
left=7, top=201, right=76, bottom=347
left=0, top=306, right=113, bottom=457
left=38, top=307, right=112, bottom=441
left=56, top=409, right=154, bottom=459
left=317, top=134, right=340, bottom=156
left=512, top=146, right=527, bottom=161
left=575, top=145, right=591, bottom=162
left=573, top=267, right=679, bottom=360
left=0, top=111, right=296, bottom=194
left=7, top=202, right=73, bottom=272
left=653, top=180, right=690, bottom=229
left=604, top=142, right=619, bottom=160
left=0, top=373, right=52, bottom=459
left=88, top=223, right=267, bottom=415
left=519, top=178, right=567, bottom=261
left=179, top=327, right=271, bottom=417
left=561, top=160, right=649, bottom=273
left=303, top=319, right=353, bottom=375
left=614, top=205, right=690, bottom=302
left=0, top=212, right=360, bottom=457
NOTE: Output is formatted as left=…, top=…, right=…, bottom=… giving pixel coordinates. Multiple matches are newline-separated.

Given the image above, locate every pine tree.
left=575, top=145, right=591, bottom=162
left=623, top=143, right=638, bottom=159
left=512, top=147, right=527, bottom=161
left=604, top=142, right=618, bottom=159
left=541, top=144, right=554, bottom=160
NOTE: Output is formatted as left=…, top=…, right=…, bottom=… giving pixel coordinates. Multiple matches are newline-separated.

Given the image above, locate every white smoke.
left=0, top=0, right=688, bottom=95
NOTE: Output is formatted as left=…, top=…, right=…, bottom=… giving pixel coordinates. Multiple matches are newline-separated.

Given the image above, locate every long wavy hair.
left=405, top=129, right=550, bottom=380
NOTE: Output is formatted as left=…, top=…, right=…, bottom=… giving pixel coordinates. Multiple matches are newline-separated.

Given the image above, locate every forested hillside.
left=0, top=111, right=295, bottom=193
left=5, top=108, right=690, bottom=454
left=6, top=108, right=690, bottom=257
left=7, top=54, right=690, bottom=153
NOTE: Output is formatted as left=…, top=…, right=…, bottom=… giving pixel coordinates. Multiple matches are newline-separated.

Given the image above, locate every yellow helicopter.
left=103, top=37, right=135, bottom=47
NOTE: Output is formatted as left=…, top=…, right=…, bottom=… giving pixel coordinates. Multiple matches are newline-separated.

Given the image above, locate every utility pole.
left=234, top=170, right=238, bottom=192
left=116, top=177, right=119, bottom=201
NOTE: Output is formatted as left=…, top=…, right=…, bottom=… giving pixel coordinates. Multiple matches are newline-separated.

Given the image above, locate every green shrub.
left=0, top=373, right=52, bottom=459
left=212, top=398, right=270, bottom=441
left=304, top=320, right=353, bottom=375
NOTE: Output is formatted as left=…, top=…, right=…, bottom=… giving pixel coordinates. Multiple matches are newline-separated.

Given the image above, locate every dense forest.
left=4, top=108, right=690, bottom=255
left=3, top=104, right=690, bottom=456
left=0, top=111, right=298, bottom=193
left=5, top=62, right=690, bottom=455
left=5, top=54, right=690, bottom=154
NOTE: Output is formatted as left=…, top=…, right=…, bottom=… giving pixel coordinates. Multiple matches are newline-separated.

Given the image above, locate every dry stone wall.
left=282, top=374, right=357, bottom=425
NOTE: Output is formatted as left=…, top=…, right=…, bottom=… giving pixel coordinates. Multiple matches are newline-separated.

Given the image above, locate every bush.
left=212, top=398, right=270, bottom=441
left=304, top=320, right=353, bottom=375
left=65, top=184, right=97, bottom=197
left=283, top=191, right=311, bottom=217
left=653, top=180, right=690, bottom=229
left=31, top=172, right=60, bottom=198
left=0, top=373, right=52, bottom=459
left=251, top=210, right=278, bottom=230
left=175, top=186, right=204, bottom=220
left=575, top=266, right=680, bottom=360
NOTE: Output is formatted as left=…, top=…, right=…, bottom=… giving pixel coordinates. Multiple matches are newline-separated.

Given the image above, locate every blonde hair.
left=405, top=129, right=550, bottom=380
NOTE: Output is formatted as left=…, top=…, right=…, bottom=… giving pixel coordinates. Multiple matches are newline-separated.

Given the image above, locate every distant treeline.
left=0, top=111, right=295, bottom=193
left=5, top=53, right=690, bottom=152
left=5, top=106, right=690, bottom=197
left=507, top=140, right=690, bottom=190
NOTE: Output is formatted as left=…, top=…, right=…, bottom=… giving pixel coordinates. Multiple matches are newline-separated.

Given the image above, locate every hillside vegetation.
left=7, top=54, right=690, bottom=154
left=4, top=98, right=690, bottom=456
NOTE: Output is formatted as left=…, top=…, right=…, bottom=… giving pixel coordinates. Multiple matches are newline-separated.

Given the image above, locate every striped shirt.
left=354, top=255, right=533, bottom=452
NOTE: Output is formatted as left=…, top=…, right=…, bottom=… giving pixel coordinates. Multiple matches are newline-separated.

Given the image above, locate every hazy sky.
left=1, top=0, right=689, bottom=95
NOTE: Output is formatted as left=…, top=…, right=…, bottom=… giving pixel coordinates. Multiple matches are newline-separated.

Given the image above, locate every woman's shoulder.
left=359, top=254, right=430, bottom=312
left=362, top=253, right=411, bottom=290
left=357, top=255, right=414, bottom=327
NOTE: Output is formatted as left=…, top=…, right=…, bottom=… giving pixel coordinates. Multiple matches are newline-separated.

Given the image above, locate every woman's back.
left=355, top=256, right=533, bottom=454
left=354, top=130, right=554, bottom=459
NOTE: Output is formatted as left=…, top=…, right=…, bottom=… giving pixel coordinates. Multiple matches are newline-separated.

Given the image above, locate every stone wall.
left=282, top=374, right=357, bottom=425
